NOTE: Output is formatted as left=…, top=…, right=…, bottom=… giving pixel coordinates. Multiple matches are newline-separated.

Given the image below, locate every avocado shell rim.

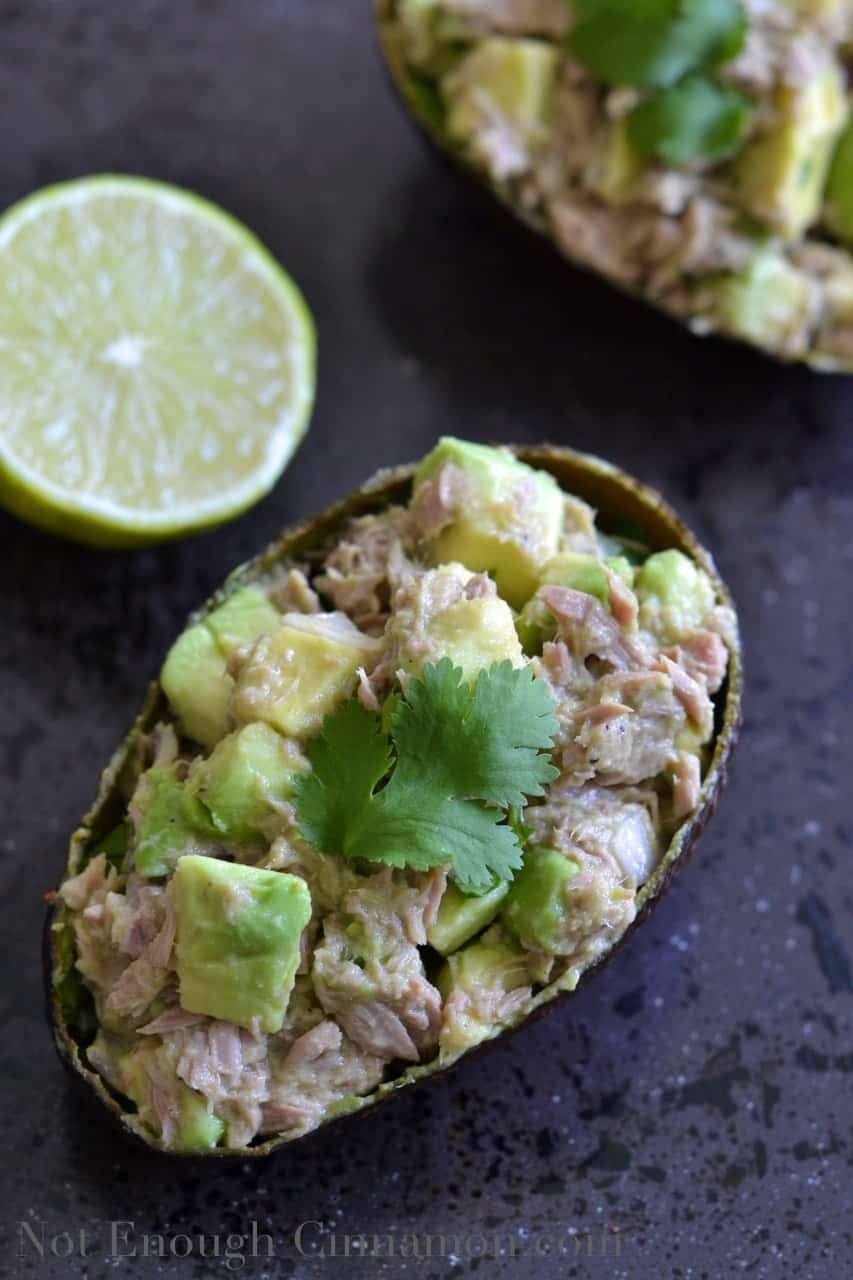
left=45, top=443, right=742, bottom=1158
left=373, top=0, right=852, bottom=376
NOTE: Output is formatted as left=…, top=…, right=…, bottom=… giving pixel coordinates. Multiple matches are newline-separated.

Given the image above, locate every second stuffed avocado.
left=49, top=439, right=740, bottom=1155
left=379, top=0, right=853, bottom=372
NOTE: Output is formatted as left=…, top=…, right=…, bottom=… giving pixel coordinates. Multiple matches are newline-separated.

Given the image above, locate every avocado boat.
left=47, top=439, right=741, bottom=1156
left=377, top=0, right=853, bottom=372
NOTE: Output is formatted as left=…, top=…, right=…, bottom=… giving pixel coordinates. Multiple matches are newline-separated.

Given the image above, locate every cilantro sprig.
left=569, top=0, right=747, bottom=91
left=626, top=74, right=751, bottom=166
left=293, top=659, right=559, bottom=895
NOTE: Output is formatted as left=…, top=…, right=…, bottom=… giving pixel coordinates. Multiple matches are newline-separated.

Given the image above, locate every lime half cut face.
left=0, top=176, right=316, bottom=546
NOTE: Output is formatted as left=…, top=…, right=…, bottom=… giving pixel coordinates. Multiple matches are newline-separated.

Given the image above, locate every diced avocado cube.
left=394, top=563, right=524, bottom=679
left=592, top=120, right=645, bottom=204
left=161, top=625, right=232, bottom=751
left=173, top=855, right=312, bottom=1034
left=428, top=879, right=510, bottom=956
left=413, top=438, right=564, bottom=609
left=543, top=551, right=610, bottom=605
left=231, top=613, right=380, bottom=739
left=734, top=64, right=846, bottom=238
left=635, top=548, right=715, bottom=644
left=133, top=767, right=210, bottom=879
left=186, top=723, right=308, bottom=843
left=443, top=37, right=559, bottom=153
left=501, top=847, right=579, bottom=953
left=712, top=248, right=815, bottom=356
left=205, top=587, right=281, bottom=654
left=161, top=587, right=281, bottom=748
left=428, top=592, right=524, bottom=676
left=173, top=1089, right=226, bottom=1153
left=825, top=117, right=853, bottom=245
left=437, top=933, right=530, bottom=1056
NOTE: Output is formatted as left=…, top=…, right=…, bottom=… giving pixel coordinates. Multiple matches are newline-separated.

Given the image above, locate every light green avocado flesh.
left=501, top=847, right=579, bottom=954
left=185, top=723, right=307, bottom=844
left=172, top=1089, right=226, bottom=1153
left=427, top=880, right=510, bottom=955
left=173, top=855, right=312, bottom=1034
left=133, top=768, right=212, bottom=879
left=826, top=119, right=853, bottom=245
left=635, top=547, right=715, bottom=641
left=437, top=933, right=531, bottom=1055
left=413, top=436, right=564, bottom=608
left=161, top=588, right=281, bottom=748
left=442, top=37, right=559, bottom=151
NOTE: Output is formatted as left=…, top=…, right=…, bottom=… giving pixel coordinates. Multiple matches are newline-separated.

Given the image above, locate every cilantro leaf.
left=352, top=786, right=525, bottom=894
left=626, top=75, right=751, bottom=165
left=570, top=0, right=747, bottom=91
left=294, top=700, right=393, bottom=858
left=391, top=659, right=559, bottom=809
left=292, top=660, right=559, bottom=895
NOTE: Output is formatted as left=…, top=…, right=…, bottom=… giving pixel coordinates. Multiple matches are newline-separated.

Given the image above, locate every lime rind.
left=0, top=175, right=316, bottom=547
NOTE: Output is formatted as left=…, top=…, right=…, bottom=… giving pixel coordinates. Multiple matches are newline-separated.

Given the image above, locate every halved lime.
left=0, top=176, right=316, bottom=547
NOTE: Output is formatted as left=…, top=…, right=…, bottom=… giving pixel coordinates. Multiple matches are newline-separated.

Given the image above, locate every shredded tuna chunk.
left=528, top=784, right=660, bottom=887
left=671, top=750, right=702, bottom=822
left=315, top=507, right=416, bottom=634
left=558, top=668, right=688, bottom=787
left=267, top=567, right=319, bottom=615
left=666, top=628, right=728, bottom=694
left=410, top=462, right=471, bottom=538
left=311, top=869, right=444, bottom=1062
left=655, top=655, right=714, bottom=739
left=59, top=852, right=119, bottom=913
left=103, top=895, right=176, bottom=1026
left=262, top=1022, right=383, bottom=1136
left=154, top=1019, right=270, bottom=1147
left=539, top=584, right=651, bottom=670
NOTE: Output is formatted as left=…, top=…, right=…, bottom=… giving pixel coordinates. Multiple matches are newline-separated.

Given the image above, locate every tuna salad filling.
left=58, top=438, right=735, bottom=1151
left=385, top=0, right=853, bottom=369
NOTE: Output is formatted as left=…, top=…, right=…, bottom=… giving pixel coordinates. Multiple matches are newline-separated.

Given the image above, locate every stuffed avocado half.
left=49, top=440, right=741, bottom=1155
left=378, top=0, right=853, bottom=372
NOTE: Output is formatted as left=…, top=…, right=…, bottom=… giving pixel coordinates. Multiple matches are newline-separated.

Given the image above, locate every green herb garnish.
left=293, top=659, right=559, bottom=895
left=626, top=74, right=751, bottom=165
left=569, top=0, right=747, bottom=91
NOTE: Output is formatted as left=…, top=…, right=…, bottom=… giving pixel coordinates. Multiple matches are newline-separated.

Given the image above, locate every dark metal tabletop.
left=3, top=3, right=851, bottom=1277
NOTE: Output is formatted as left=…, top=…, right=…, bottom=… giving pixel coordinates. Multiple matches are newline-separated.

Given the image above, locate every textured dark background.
left=3, top=2, right=852, bottom=1277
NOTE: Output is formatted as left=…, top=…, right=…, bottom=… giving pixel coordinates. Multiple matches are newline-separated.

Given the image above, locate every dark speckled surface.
left=3, top=2, right=852, bottom=1277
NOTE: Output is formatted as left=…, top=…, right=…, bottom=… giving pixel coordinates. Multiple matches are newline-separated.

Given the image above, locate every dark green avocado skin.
left=46, top=445, right=743, bottom=1158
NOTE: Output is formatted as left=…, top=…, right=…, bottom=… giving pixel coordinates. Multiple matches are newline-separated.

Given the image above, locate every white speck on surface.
left=43, top=417, right=70, bottom=444
left=100, top=333, right=147, bottom=367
